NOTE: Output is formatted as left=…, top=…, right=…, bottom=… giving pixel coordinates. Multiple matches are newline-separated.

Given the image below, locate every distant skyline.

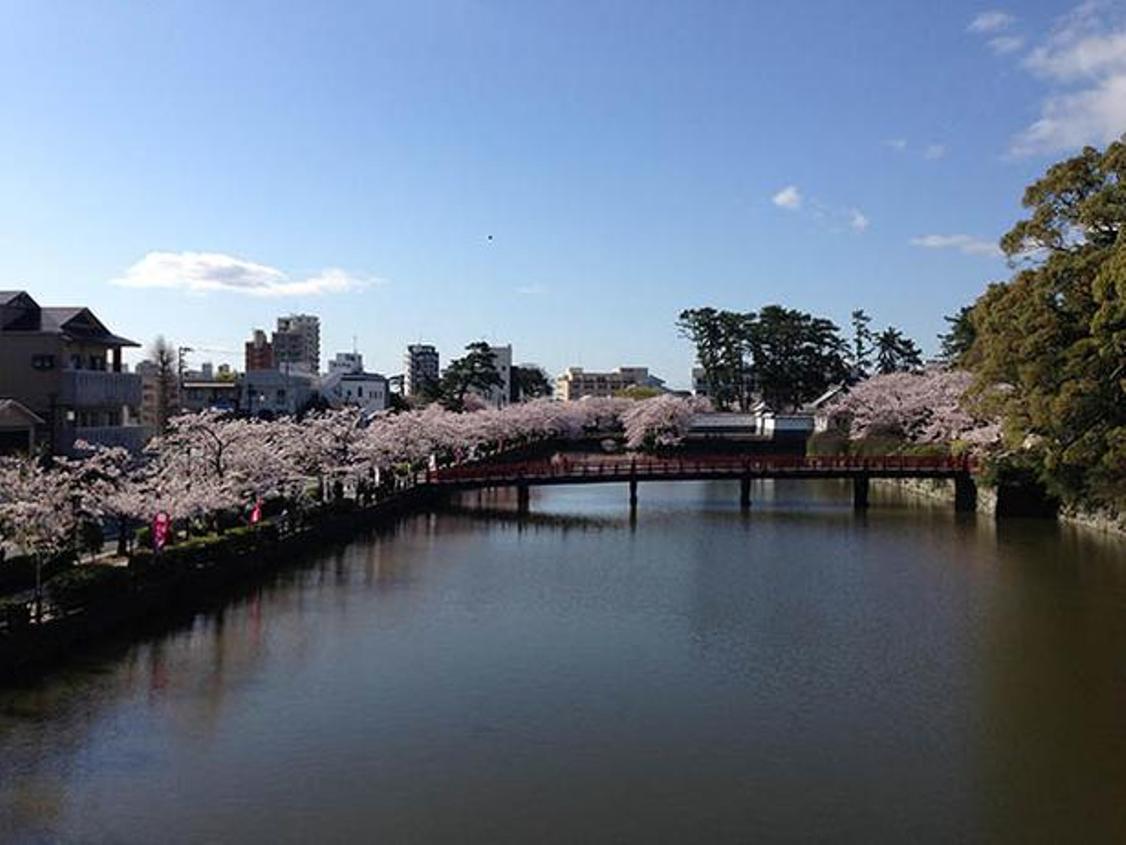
left=2, top=1, right=1124, bottom=388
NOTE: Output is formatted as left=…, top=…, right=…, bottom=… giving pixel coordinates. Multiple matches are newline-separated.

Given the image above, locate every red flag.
left=152, top=511, right=171, bottom=551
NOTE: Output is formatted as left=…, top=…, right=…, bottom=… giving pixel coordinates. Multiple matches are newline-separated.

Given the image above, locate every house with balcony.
left=0, top=291, right=145, bottom=454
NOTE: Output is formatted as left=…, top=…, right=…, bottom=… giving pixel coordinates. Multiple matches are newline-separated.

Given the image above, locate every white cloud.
left=883, top=138, right=908, bottom=151
left=516, top=283, right=547, bottom=295
left=923, top=143, right=947, bottom=159
left=111, top=251, right=379, bottom=297
left=771, top=185, right=802, bottom=210
left=989, top=34, right=1025, bottom=53
left=1011, top=74, right=1126, bottom=155
left=1006, top=2, right=1126, bottom=155
left=910, top=234, right=1003, bottom=257
left=969, top=10, right=1015, bottom=33
left=849, top=209, right=870, bottom=232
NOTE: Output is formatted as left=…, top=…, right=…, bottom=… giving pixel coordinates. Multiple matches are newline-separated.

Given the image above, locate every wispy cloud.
left=979, top=1, right=1126, bottom=156
left=111, top=251, right=380, bottom=297
left=968, top=10, right=1015, bottom=34
left=882, top=138, right=948, bottom=161
left=515, top=283, right=547, bottom=295
left=774, top=185, right=868, bottom=233
left=910, top=234, right=1002, bottom=257
left=989, top=34, right=1025, bottom=53
left=771, top=185, right=802, bottom=210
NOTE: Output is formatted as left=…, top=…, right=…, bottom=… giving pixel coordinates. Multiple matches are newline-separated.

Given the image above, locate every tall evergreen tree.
left=438, top=342, right=503, bottom=411
left=849, top=308, right=874, bottom=381
left=874, top=326, right=923, bottom=374
left=966, top=137, right=1126, bottom=506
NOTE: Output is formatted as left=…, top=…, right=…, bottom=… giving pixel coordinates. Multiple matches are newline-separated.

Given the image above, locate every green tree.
left=439, top=341, right=503, bottom=411
left=513, top=365, right=553, bottom=401
left=747, top=305, right=849, bottom=409
left=147, top=336, right=178, bottom=434
left=966, top=137, right=1126, bottom=507
left=874, top=326, right=923, bottom=374
left=937, top=305, right=976, bottom=364
left=849, top=308, right=874, bottom=381
left=676, top=308, right=752, bottom=410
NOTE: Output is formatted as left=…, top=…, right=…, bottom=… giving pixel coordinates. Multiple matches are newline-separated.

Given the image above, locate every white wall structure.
left=472, top=344, right=513, bottom=409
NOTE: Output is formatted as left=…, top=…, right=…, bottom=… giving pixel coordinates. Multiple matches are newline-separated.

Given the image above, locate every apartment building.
left=554, top=366, right=666, bottom=401
left=403, top=344, right=439, bottom=397
left=0, top=291, right=144, bottom=453
left=273, top=314, right=320, bottom=374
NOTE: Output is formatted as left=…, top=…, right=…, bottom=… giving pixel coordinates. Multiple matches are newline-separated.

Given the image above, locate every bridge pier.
left=517, top=483, right=530, bottom=515
left=740, top=476, right=751, bottom=509
left=853, top=475, right=870, bottom=510
left=954, top=474, right=977, bottom=513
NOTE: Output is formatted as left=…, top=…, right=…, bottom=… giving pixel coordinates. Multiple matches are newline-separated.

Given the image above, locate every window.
left=31, top=354, right=56, bottom=370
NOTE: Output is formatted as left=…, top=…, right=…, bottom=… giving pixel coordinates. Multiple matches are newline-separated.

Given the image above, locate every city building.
left=321, top=371, right=389, bottom=413
left=471, top=344, right=513, bottom=409
left=273, top=314, right=320, bottom=374
left=320, top=351, right=389, bottom=413
left=180, top=377, right=241, bottom=415
left=240, top=368, right=317, bottom=418
left=403, top=344, right=439, bottom=397
left=692, top=366, right=757, bottom=405
left=0, top=291, right=144, bottom=453
left=244, top=329, right=274, bottom=371
left=328, top=351, right=364, bottom=375
left=554, top=366, right=666, bottom=401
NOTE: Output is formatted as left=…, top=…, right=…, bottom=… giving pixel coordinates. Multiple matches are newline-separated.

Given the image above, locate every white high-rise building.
left=474, top=344, right=513, bottom=409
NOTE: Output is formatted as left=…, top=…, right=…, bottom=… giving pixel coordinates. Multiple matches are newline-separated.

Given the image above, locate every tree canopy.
left=438, top=341, right=503, bottom=412
left=965, top=137, right=1125, bottom=507
left=677, top=305, right=850, bottom=411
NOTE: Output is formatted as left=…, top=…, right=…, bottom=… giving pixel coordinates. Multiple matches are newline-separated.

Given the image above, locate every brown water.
left=2, top=481, right=1125, bottom=843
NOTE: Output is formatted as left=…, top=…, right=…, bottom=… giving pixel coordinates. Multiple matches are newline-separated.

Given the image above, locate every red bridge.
left=428, top=454, right=979, bottom=512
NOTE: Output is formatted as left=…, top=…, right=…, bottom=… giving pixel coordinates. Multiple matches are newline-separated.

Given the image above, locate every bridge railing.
left=429, top=454, right=975, bottom=485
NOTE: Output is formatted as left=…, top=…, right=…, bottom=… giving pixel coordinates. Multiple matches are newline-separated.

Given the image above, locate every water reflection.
left=1, top=481, right=1124, bottom=843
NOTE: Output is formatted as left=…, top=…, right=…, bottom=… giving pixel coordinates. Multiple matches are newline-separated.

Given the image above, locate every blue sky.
left=2, top=0, right=1124, bottom=387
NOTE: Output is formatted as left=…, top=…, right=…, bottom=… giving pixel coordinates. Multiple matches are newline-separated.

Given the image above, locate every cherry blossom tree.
left=825, top=367, right=1001, bottom=446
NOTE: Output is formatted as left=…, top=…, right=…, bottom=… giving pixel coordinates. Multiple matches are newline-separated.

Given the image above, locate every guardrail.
left=430, top=454, right=975, bottom=484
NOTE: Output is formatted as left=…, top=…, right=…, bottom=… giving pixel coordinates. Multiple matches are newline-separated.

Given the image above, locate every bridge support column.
left=740, top=476, right=752, bottom=509
left=954, top=474, right=977, bottom=513
left=517, top=483, right=530, bottom=515
left=853, top=475, right=870, bottom=510
left=629, top=477, right=638, bottom=510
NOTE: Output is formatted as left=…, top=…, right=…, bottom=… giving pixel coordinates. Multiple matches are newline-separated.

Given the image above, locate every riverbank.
left=0, top=486, right=444, bottom=679
left=874, top=477, right=1126, bottom=536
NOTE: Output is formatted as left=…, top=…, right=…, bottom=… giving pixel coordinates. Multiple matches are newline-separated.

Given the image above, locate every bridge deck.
left=430, top=454, right=974, bottom=489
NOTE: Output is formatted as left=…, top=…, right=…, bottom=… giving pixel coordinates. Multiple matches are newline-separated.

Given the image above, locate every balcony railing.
left=59, top=369, right=142, bottom=408
left=71, top=425, right=150, bottom=453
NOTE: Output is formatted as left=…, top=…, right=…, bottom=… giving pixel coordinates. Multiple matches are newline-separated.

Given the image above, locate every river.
left=2, top=481, right=1125, bottom=843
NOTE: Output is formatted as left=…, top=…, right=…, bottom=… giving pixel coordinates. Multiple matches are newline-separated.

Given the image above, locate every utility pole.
left=177, top=346, right=193, bottom=391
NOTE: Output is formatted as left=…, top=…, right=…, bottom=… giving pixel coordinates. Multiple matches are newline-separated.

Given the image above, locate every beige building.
left=554, top=366, right=666, bottom=401
left=0, top=291, right=144, bottom=453
left=273, top=314, right=320, bottom=374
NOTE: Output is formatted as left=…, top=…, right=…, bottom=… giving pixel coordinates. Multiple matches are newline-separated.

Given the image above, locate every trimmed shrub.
left=46, top=564, right=131, bottom=610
